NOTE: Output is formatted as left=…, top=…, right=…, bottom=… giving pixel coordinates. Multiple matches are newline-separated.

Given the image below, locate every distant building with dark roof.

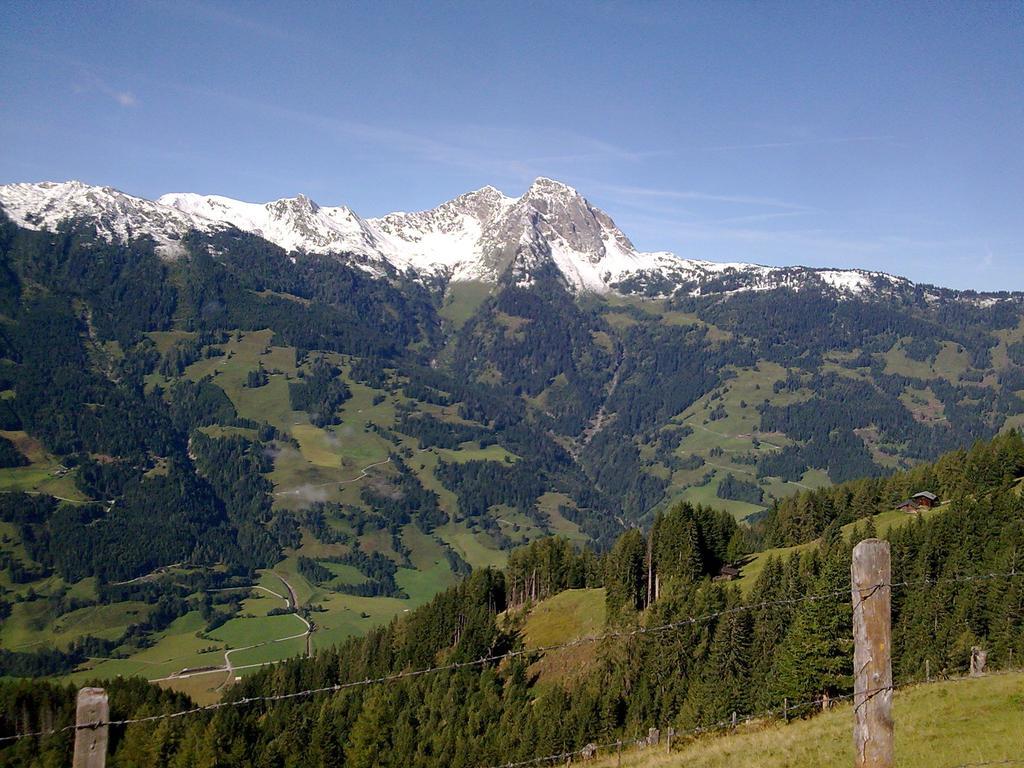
left=713, top=564, right=741, bottom=582
left=896, top=491, right=940, bottom=513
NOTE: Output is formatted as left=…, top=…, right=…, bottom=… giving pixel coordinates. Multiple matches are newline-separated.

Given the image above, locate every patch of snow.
left=0, top=180, right=225, bottom=257
left=0, top=177, right=935, bottom=301
left=815, top=270, right=878, bottom=295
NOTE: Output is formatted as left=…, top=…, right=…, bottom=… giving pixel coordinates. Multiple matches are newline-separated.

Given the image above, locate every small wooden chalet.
left=896, top=491, right=940, bottom=513
left=713, top=564, right=741, bottom=582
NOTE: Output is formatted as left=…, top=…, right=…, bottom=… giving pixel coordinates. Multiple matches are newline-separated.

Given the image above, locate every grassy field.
left=675, top=479, right=766, bottom=522
left=69, top=611, right=224, bottom=696
left=0, top=599, right=152, bottom=651
left=734, top=504, right=946, bottom=593
left=647, top=363, right=820, bottom=519
left=587, top=672, right=1024, bottom=768
left=0, top=430, right=87, bottom=499
left=536, top=492, right=587, bottom=543
left=519, top=588, right=605, bottom=647
left=439, top=281, right=492, bottom=329
left=436, top=520, right=508, bottom=570
left=516, top=588, right=606, bottom=684
left=884, top=338, right=973, bottom=382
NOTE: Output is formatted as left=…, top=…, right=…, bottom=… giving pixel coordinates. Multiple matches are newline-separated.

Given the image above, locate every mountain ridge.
left=1, top=177, right=991, bottom=302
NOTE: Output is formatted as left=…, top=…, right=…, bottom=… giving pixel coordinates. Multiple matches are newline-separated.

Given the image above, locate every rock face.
left=0, top=180, right=227, bottom=257
left=0, top=176, right=927, bottom=299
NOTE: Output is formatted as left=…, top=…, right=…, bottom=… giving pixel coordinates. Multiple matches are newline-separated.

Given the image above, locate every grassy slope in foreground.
left=591, top=672, right=1024, bottom=768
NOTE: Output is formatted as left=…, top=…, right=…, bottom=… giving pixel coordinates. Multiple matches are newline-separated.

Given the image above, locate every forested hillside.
left=2, top=207, right=1024, bottom=696
left=2, top=431, right=1023, bottom=767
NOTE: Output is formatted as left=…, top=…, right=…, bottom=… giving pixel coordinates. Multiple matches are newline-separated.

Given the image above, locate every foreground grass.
left=590, top=672, right=1024, bottom=768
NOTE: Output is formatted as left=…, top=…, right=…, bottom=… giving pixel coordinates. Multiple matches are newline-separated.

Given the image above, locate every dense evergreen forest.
left=2, top=431, right=1023, bottom=768
left=1, top=211, right=1023, bottom=559
left=2, top=208, right=1024, bottom=765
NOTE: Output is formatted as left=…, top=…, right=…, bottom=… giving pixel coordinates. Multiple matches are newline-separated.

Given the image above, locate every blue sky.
left=1, top=1, right=1022, bottom=290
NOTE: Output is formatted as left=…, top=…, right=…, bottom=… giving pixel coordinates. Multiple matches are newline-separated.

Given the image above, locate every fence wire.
left=0, top=569, right=1021, bottom=768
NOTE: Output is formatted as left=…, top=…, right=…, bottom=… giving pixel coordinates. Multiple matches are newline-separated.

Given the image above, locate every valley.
left=0, top=177, right=1023, bottom=765
left=2, top=1, right=1020, bottom=764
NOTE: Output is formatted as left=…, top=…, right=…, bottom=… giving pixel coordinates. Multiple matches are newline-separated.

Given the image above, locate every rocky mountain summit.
left=0, top=177, right=945, bottom=300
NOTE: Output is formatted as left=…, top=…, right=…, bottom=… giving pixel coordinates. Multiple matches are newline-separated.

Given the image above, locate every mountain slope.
left=1, top=177, right=941, bottom=299
left=0, top=180, right=227, bottom=257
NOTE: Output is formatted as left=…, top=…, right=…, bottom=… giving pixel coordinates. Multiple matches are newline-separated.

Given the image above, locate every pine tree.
left=768, top=542, right=852, bottom=707
left=683, top=589, right=752, bottom=726
left=345, top=687, right=397, bottom=768
left=604, top=529, right=646, bottom=621
left=749, top=556, right=791, bottom=706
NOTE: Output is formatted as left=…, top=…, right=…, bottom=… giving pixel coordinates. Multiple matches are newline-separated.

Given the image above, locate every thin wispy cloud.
left=146, top=0, right=303, bottom=43
left=149, top=79, right=663, bottom=188
left=693, top=135, right=898, bottom=152
left=621, top=210, right=888, bottom=254
left=982, top=246, right=994, bottom=269
left=73, top=72, right=137, bottom=108
left=707, top=211, right=813, bottom=226
left=594, top=182, right=814, bottom=211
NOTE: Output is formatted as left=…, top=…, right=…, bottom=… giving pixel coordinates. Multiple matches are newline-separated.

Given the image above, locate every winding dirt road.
left=153, top=573, right=312, bottom=686
left=272, top=456, right=392, bottom=497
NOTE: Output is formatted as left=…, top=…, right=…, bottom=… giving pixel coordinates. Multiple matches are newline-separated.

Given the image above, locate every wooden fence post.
left=72, top=687, right=108, bottom=768
left=851, top=538, right=894, bottom=768
left=616, top=739, right=622, bottom=768
left=970, top=646, right=987, bottom=677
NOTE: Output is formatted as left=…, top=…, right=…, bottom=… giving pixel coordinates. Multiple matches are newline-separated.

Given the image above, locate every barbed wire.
left=0, top=582, right=858, bottom=744
left=1, top=570, right=1022, bottom=748
left=889, top=570, right=1023, bottom=590
left=482, top=686, right=891, bottom=768
left=482, top=665, right=1024, bottom=768
left=495, top=664, right=1024, bottom=768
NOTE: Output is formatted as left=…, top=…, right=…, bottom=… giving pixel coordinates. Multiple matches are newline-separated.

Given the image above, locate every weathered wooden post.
left=616, top=739, right=622, bottom=768
left=925, top=658, right=930, bottom=684
left=666, top=727, right=674, bottom=753
left=783, top=696, right=789, bottom=723
left=72, top=687, right=108, bottom=768
left=851, top=538, right=894, bottom=768
left=970, top=646, right=987, bottom=677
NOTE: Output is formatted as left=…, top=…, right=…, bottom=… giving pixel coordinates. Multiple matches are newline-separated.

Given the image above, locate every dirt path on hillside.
left=272, top=456, right=392, bottom=497
left=275, top=572, right=313, bottom=658
left=153, top=574, right=312, bottom=687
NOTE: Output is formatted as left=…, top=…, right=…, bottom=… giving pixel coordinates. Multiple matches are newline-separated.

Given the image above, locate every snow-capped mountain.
left=0, top=177, right=914, bottom=298
left=0, top=180, right=229, bottom=256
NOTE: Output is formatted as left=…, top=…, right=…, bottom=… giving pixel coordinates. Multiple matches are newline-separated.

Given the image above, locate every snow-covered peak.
left=0, top=180, right=224, bottom=256
left=0, top=177, right=924, bottom=300
left=524, top=176, right=580, bottom=198
left=157, top=191, right=386, bottom=262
